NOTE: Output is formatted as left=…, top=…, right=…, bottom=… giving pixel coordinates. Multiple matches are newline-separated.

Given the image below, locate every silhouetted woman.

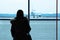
left=10, top=10, right=32, bottom=40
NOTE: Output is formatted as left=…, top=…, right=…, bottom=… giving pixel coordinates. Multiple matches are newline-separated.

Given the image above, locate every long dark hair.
left=15, top=10, right=24, bottom=19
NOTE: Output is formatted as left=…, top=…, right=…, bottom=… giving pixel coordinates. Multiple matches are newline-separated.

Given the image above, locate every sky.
left=30, top=0, right=56, bottom=14
left=0, top=0, right=59, bottom=14
left=0, top=0, right=28, bottom=14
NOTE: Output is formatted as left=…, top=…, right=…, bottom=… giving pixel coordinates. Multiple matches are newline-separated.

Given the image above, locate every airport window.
left=0, top=0, right=59, bottom=40
left=29, top=0, right=56, bottom=40
left=0, top=0, right=28, bottom=40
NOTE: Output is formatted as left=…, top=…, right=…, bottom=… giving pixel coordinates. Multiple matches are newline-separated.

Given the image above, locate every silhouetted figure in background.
left=10, top=10, right=32, bottom=40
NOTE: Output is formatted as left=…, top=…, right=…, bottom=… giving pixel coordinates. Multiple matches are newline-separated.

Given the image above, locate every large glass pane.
left=30, top=0, right=56, bottom=19
left=0, top=0, right=28, bottom=19
left=30, top=0, right=56, bottom=40
left=30, top=21, right=56, bottom=40
left=0, top=0, right=28, bottom=40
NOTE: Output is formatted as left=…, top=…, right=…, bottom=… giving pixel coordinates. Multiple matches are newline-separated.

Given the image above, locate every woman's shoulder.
left=23, top=17, right=29, bottom=23
left=10, top=19, right=16, bottom=23
left=24, top=17, right=29, bottom=21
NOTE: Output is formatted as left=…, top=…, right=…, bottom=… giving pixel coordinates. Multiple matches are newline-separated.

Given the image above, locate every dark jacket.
left=10, top=17, right=31, bottom=40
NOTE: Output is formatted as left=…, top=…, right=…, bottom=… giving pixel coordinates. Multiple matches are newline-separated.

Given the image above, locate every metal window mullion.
left=28, top=0, right=30, bottom=21
left=56, top=0, right=58, bottom=40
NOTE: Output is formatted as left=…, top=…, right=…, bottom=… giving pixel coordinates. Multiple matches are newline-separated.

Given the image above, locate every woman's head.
left=16, top=10, right=24, bottom=19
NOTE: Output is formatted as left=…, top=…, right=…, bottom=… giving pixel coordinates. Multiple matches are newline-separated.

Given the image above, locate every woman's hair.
left=15, top=10, right=24, bottom=19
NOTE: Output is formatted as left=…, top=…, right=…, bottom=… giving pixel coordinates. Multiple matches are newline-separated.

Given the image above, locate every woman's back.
left=10, top=10, right=32, bottom=40
left=11, top=17, right=32, bottom=40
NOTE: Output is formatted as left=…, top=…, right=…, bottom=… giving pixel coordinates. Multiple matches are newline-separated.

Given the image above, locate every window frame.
left=0, top=0, right=59, bottom=40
